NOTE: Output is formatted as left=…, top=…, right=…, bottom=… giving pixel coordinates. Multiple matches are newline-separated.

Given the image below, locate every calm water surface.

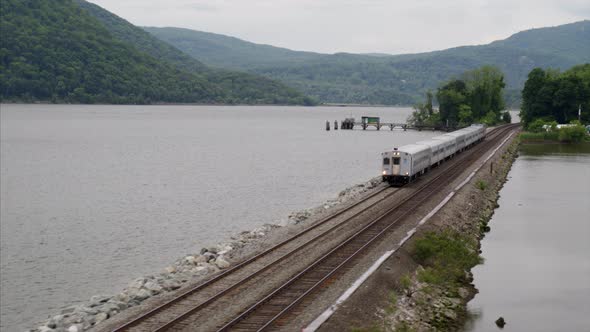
left=464, top=143, right=590, bottom=331
left=0, top=104, right=440, bottom=331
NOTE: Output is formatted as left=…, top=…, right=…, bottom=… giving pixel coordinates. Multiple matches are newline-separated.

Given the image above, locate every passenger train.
left=382, top=124, right=486, bottom=186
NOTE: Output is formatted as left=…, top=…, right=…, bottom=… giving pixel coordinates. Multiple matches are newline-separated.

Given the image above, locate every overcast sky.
left=88, top=0, right=589, bottom=54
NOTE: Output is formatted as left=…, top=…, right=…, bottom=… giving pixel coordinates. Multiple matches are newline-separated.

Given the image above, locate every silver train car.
left=382, top=124, right=486, bottom=186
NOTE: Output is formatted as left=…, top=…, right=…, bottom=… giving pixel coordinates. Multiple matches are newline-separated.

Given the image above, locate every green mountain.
left=75, top=0, right=207, bottom=75
left=145, top=21, right=590, bottom=106
left=0, top=0, right=312, bottom=105
left=75, top=0, right=314, bottom=105
left=489, top=22, right=590, bottom=64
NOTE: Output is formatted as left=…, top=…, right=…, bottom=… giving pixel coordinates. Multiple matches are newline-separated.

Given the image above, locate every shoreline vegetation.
left=0, top=101, right=410, bottom=108
left=518, top=120, right=589, bottom=144
left=0, top=100, right=417, bottom=108
left=0, top=100, right=319, bottom=107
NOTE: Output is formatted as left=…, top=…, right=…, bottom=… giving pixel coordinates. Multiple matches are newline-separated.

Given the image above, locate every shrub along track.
left=110, top=124, right=519, bottom=332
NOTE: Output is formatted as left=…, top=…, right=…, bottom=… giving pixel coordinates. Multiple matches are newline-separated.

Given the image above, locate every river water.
left=464, top=143, right=590, bottom=331
left=0, top=104, right=441, bottom=331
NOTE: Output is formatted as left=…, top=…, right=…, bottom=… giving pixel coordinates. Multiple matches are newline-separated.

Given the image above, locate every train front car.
left=381, top=149, right=397, bottom=184
left=382, top=145, right=431, bottom=186
left=382, top=148, right=408, bottom=186
left=381, top=125, right=487, bottom=187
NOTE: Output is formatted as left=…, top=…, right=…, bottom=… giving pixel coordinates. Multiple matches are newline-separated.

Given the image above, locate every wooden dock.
left=337, top=117, right=459, bottom=131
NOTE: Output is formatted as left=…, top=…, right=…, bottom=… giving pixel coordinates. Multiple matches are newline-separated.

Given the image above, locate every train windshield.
left=393, top=157, right=400, bottom=165
left=383, top=158, right=390, bottom=165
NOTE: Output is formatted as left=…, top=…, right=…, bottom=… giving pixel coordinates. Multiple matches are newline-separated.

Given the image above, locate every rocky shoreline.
left=29, top=177, right=382, bottom=332
left=383, top=136, right=520, bottom=331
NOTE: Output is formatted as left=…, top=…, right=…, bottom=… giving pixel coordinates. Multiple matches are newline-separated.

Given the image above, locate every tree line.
left=520, top=64, right=590, bottom=127
left=408, top=66, right=510, bottom=127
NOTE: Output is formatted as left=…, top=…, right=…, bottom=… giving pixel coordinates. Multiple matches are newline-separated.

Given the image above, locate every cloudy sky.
left=88, top=0, right=589, bottom=54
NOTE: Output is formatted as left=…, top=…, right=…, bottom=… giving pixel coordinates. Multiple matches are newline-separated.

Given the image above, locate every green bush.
left=527, top=118, right=548, bottom=133
left=395, top=321, right=415, bottom=332
left=558, top=124, right=588, bottom=143
left=481, top=110, right=500, bottom=126
left=417, top=267, right=445, bottom=285
left=400, top=274, right=412, bottom=290
left=520, top=130, right=576, bottom=142
left=386, top=291, right=398, bottom=314
left=475, top=180, right=488, bottom=191
left=521, top=122, right=588, bottom=143
left=413, top=231, right=482, bottom=286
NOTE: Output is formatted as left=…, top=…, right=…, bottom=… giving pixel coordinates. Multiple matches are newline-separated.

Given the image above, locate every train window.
left=393, top=157, right=400, bottom=165
left=383, top=158, right=390, bottom=165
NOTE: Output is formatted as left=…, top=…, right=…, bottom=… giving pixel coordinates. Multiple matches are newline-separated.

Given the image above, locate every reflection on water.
left=463, top=143, right=590, bottom=332
left=519, top=142, right=590, bottom=156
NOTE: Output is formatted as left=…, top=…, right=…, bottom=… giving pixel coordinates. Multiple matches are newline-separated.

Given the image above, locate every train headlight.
left=382, top=171, right=387, bottom=175
left=405, top=172, right=409, bottom=175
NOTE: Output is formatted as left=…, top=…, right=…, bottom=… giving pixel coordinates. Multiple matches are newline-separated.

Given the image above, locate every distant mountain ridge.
left=489, top=22, right=590, bottom=63
left=145, top=21, right=590, bottom=106
left=142, top=27, right=324, bottom=70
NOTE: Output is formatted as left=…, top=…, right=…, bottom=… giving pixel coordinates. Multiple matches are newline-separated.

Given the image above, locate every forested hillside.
left=146, top=21, right=590, bottom=106
left=74, top=0, right=315, bottom=105
left=0, top=0, right=313, bottom=105
left=75, top=0, right=207, bottom=74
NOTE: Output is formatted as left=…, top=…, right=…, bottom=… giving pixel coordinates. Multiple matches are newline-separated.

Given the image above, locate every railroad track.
left=112, top=124, right=519, bottom=332
left=113, top=177, right=399, bottom=332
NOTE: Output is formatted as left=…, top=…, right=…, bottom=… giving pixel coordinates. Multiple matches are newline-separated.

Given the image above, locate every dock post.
left=326, top=120, right=330, bottom=131
left=334, top=120, right=338, bottom=130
